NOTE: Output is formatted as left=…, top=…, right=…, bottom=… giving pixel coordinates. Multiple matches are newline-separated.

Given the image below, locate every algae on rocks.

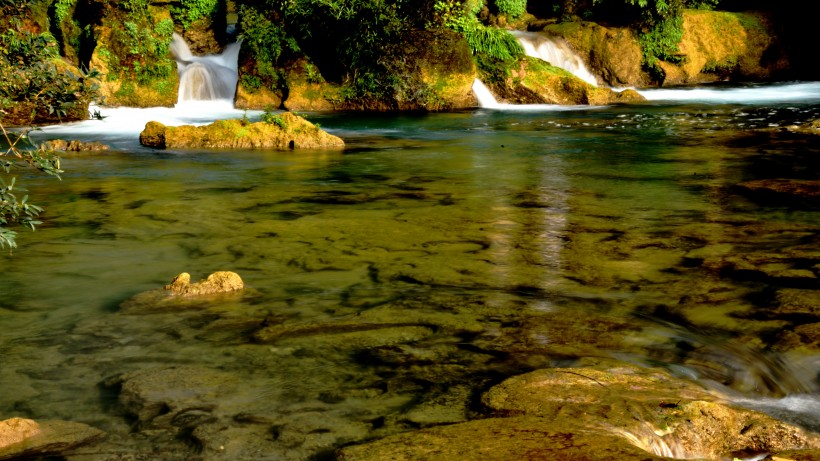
left=139, top=112, right=344, bottom=150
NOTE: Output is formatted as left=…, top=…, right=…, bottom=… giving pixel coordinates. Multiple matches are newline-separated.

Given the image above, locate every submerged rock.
left=735, top=179, right=820, bottom=208
left=337, top=361, right=820, bottom=460
left=39, top=139, right=110, bottom=152
left=0, top=418, right=104, bottom=460
left=139, top=113, right=344, bottom=150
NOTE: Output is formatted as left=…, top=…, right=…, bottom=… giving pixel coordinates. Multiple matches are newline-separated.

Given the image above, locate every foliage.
left=463, top=24, right=523, bottom=61
left=0, top=122, right=62, bottom=250
left=637, top=14, right=683, bottom=76
left=172, top=0, right=220, bottom=30
left=102, top=17, right=175, bottom=85
left=0, top=26, right=99, bottom=123
left=239, top=4, right=299, bottom=79
left=53, top=0, right=75, bottom=22
left=494, top=0, right=526, bottom=19
left=432, top=0, right=523, bottom=62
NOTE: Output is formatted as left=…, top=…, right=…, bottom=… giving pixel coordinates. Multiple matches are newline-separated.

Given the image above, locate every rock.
left=139, top=114, right=345, bottom=150
left=164, top=271, right=244, bottom=296
left=484, top=56, right=646, bottom=105
left=336, top=416, right=669, bottom=461
left=735, top=179, right=820, bottom=208
left=0, top=418, right=40, bottom=449
left=40, top=139, right=110, bottom=152
left=538, top=21, right=648, bottom=87
left=0, top=419, right=104, bottom=460
left=783, top=119, right=820, bottom=136
left=119, top=271, right=246, bottom=313
left=338, top=361, right=820, bottom=460
left=107, top=366, right=239, bottom=430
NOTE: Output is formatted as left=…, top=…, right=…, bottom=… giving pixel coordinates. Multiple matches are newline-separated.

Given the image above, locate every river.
left=2, top=84, right=819, bottom=459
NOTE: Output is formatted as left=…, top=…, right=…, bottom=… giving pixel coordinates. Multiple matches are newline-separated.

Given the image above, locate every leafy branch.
left=0, top=120, right=62, bottom=250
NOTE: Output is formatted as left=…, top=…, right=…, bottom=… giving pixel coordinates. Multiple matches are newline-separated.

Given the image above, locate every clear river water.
left=2, top=83, right=820, bottom=459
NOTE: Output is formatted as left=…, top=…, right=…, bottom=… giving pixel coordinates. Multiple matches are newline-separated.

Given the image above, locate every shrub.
left=494, top=0, right=526, bottom=19
left=0, top=123, right=62, bottom=250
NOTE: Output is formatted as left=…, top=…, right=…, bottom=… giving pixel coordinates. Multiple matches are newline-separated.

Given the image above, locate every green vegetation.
left=172, top=0, right=220, bottom=30
left=1, top=23, right=99, bottom=124
left=0, top=122, right=62, bottom=250
left=494, top=0, right=526, bottom=19
left=100, top=17, right=175, bottom=86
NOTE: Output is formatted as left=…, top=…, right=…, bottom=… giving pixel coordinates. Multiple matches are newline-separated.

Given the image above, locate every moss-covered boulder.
left=656, top=10, right=789, bottom=85
left=139, top=112, right=344, bottom=149
left=536, top=20, right=648, bottom=88
left=535, top=10, right=789, bottom=87
left=89, top=7, right=178, bottom=107
left=484, top=56, right=644, bottom=105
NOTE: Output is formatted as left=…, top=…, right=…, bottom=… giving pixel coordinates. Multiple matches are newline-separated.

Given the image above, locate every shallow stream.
left=2, top=86, right=820, bottom=459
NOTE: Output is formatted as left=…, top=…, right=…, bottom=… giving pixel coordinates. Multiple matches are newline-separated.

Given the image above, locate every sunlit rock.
left=164, top=271, right=244, bottom=296
left=0, top=418, right=40, bottom=449
left=139, top=113, right=345, bottom=150
left=119, top=271, right=246, bottom=313
left=338, top=361, right=820, bottom=460
left=0, top=418, right=104, bottom=459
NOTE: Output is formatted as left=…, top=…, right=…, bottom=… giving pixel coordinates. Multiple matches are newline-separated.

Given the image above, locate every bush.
left=0, top=123, right=62, bottom=250
left=172, top=0, right=220, bottom=30
left=0, top=27, right=99, bottom=124
left=494, top=0, right=526, bottom=19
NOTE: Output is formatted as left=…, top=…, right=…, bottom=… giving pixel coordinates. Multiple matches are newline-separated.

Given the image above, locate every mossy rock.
left=485, top=56, right=644, bottom=105
left=539, top=21, right=648, bottom=87
left=139, top=112, right=344, bottom=150
left=658, top=10, right=788, bottom=85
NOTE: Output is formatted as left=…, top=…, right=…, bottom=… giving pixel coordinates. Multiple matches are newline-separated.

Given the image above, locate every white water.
left=471, top=79, right=597, bottom=111
left=637, top=81, right=820, bottom=104
left=170, top=33, right=241, bottom=103
left=511, top=31, right=598, bottom=87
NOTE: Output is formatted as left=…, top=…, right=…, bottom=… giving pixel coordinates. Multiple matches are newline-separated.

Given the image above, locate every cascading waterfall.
left=473, top=30, right=600, bottom=109
left=511, top=31, right=598, bottom=87
left=170, top=33, right=241, bottom=104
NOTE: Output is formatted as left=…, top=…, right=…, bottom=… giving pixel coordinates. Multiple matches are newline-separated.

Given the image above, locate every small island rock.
left=139, top=112, right=344, bottom=150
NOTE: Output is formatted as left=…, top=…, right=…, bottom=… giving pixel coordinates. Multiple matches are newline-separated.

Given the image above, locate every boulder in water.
left=139, top=113, right=344, bottom=150
left=0, top=418, right=105, bottom=459
left=337, top=361, right=820, bottom=460
left=119, top=271, right=245, bottom=313
left=40, top=139, right=110, bottom=152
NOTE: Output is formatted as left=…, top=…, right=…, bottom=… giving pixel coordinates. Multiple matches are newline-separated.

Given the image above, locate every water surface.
left=2, top=94, right=819, bottom=458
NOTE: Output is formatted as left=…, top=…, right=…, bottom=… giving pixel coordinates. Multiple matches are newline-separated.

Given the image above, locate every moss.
left=139, top=113, right=345, bottom=150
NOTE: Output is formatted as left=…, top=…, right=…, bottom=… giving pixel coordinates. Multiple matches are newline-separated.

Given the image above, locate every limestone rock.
left=40, top=139, right=110, bottom=152
left=119, top=271, right=246, bottom=313
left=139, top=113, right=345, bottom=150
left=164, top=271, right=244, bottom=296
left=0, top=419, right=104, bottom=460
left=338, top=362, right=820, bottom=460
left=0, top=418, right=40, bottom=449
left=486, top=56, right=646, bottom=105
left=538, top=21, right=647, bottom=87
left=107, top=366, right=239, bottom=430
left=336, top=416, right=669, bottom=461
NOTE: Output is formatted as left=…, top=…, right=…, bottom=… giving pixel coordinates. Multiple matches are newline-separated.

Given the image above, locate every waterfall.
left=511, top=31, right=598, bottom=87
left=472, top=79, right=500, bottom=109
left=170, top=33, right=241, bottom=104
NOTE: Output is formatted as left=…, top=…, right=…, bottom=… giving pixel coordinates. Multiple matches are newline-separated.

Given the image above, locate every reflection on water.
left=2, top=100, right=819, bottom=458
